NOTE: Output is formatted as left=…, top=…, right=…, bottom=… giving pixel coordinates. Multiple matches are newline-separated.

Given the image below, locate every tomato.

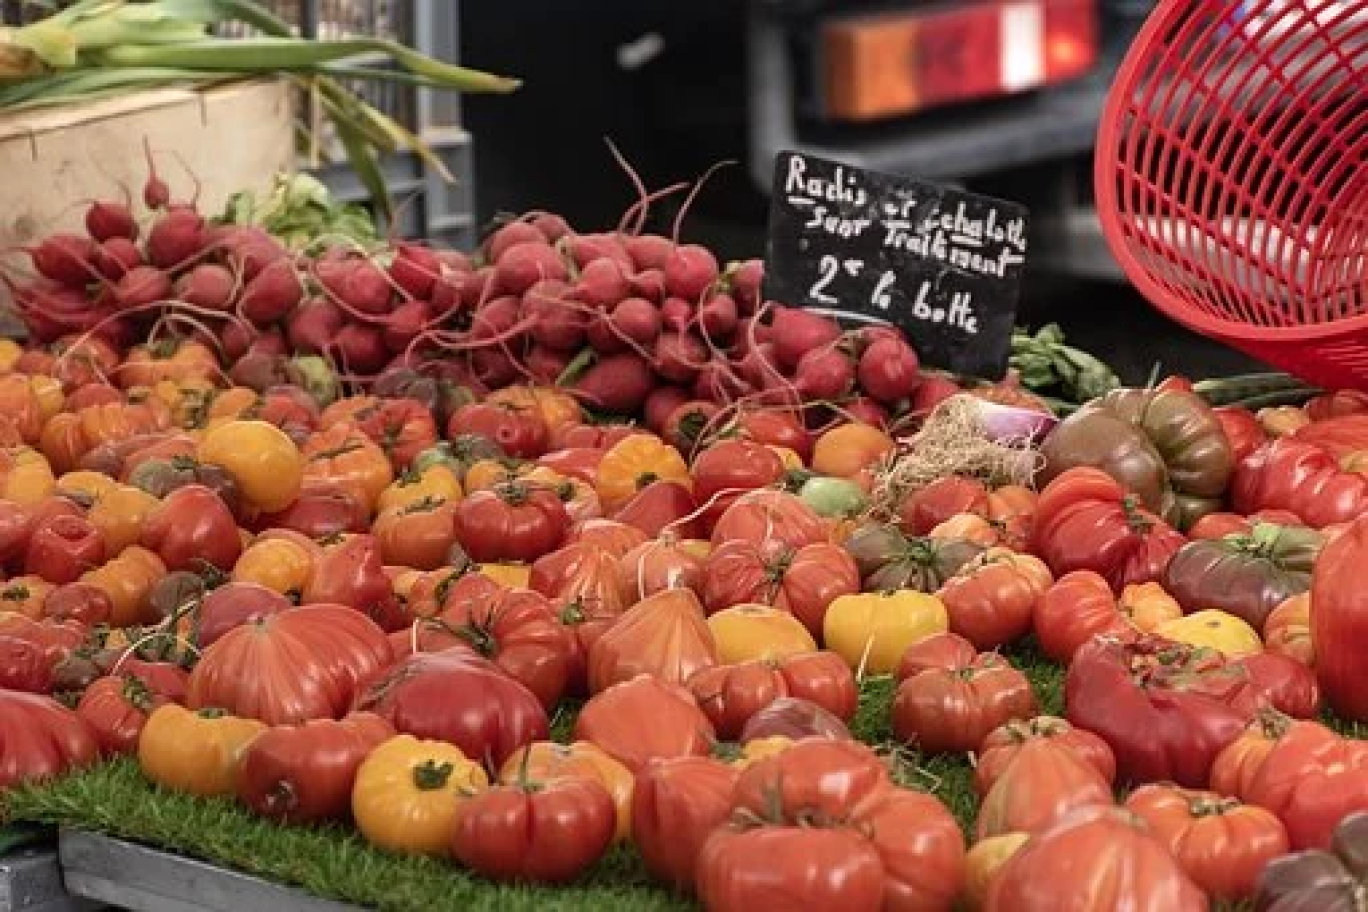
left=42, top=581, right=112, bottom=626
left=530, top=541, right=630, bottom=615
left=0, top=689, right=99, bottom=788
left=376, top=463, right=463, bottom=513
left=732, top=737, right=890, bottom=822
left=0, top=633, right=56, bottom=693
left=737, top=409, right=813, bottom=462
left=1156, top=609, right=1263, bottom=656
left=434, top=574, right=574, bottom=708
left=1264, top=593, right=1313, bottom=666
left=632, top=756, right=738, bottom=892
left=899, top=476, right=989, bottom=535
left=844, top=525, right=985, bottom=592
left=453, top=482, right=568, bottom=563
left=1232, top=437, right=1368, bottom=528
left=487, top=386, right=583, bottom=443
left=568, top=518, right=651, bottom=558
left=1032, top=467, right=1187, bottom=592
left=706, top=603, right=818, bottom=664
left=974, top=715, right=1116, bottom=796
left=1311, top=513, right=1368, bottom=720
left=351, top=734, right=489, bottom=856
left=691, top=438, right=786, bottom=526
left=811, top=422, right=895, bottom=478
left=687, top=651, right=856, bottom=739
left=358, top=649, right=549, bottom=768
left=301, top=422, right=394, bottom=513
left=1124, top=783, right=1289, bottom=901
left=822, top=590, right=947, bottom=675
left=347, top=397, right=439, bottom=470
left=963, top=834, right=1029, bottom=911
left=497, top=741, right=635, bottom=842
left=137, top=705, right=267, bottom=798
left=196, top=419, right=303, bottom=513
left=975, top=738, right=1115, bottom=840
left=0, top=447, right=56, bottom=504
left=1255, top=811, right=1368, bottom=911
left=1032, top=570, right=1183, bottom=663
left=1040, top=386, right=1234, bottom=528
left=618, top=534, right=705, bottom=602
left=851, top=786, right=966, bottom=912
left=557, top=596, right=621, bottom=696
left=237, top=712, right=395, bottom=824
left=255, top=478, right=369, bottom=538
left=1163, top=523, right=1321, bottom=630
left=709, top=489, right=829, bottom=551
left=983, top=805, right=1208, bottom=911
left=588, top=587, right=717, bottom=694
left=696, top=825, right=886, bottom=912
left=195, top=582, right=292, bottom=649
left=141, top=484, right=242, bottom=572
left=448, top=401, right=549, bottom=459
left=373, top=497, right=459, bottom=571
left=1214, top=405, right=1267, bottom=462
left=936, top=549, right=1051, bottom=650
left=301, top=535, right=406, bottom=632
left=187, top=604, right=392, bottom=725
left=896, top=632, right=978, bottom=681
left=0, top=577, right=52, bottom=619
left=452, top=775, right=616, bottom=884
left=573, top=675, right=715, bottom=773
left=1245, top=723, right=1368, bottom=849
left=893, top=652, right=1038, bottom=754
left=231, top=535, right=315, bottom=596
left=87, top=482, right=159, bottom=557
left=81, top=545, right=164, bottom=627
left=613, top=479, right=701, bottom=538
left=25, top=512, right=104, bottom=585
left=703, top=538, right=860, bottom=636
left=1208, top=709, right=1315, bottom=800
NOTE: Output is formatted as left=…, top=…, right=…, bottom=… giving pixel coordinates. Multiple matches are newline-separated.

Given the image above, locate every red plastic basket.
left=1096, top=0, right=1368, bottom=389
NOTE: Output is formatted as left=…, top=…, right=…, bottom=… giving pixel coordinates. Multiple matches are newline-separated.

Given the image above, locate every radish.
left=85, top=201, right=138, bottom=242
left=699, top=293, right=738, bottom=339
left=794, top=347, right=855, bottom=400
left=572, top=352, right=654, bottom=413
left=587, top=297, right=661, bottom=353
left=564, top=233, right=632, bottom=271
left=772, top=307, right=842, bottom=372
left=737, top=342, right=782, bottom=389
left=912, top=375, right=962, bottom=415
left=624, top=234, right=674, bottom=271
left=653, top=332, right=707, bottom=384
left=644, top=385, right=692, bottom=433
left=238, top=259, right=303, bottom=325
left=733, top=315, right=775, bottom=357
left=332, top=323, right=389, bottom=375
left=142, top=139, right=171, bottom=210
left=693, top=360, right=751, bottom=404
left=662, top=244, right=719, bottom=302
left=469, top=295, right=523, bottom=339
left=381, top=300, right=431, bottom=353
left=494, top=241, right=568, bottom=296
left=174, top=263, right=236, bottom=312
left=574, top=257, right=631, bottom=309
left=287, top=299, right=345, bottom=354
left=470, top=347, right=521, bottom=388
left=315, top=256, right=392, bottom=316
left=112, top=266, right=173, bottom=311
left=842, top=397, right=891, bottom=428
left=145, top=207, right=205, bottom=269
left=529, top=211, right=572, bottom=243
left=485, top=221, right=545, bottom=263
left=217, top=226, right=287, bottom=281
left=660, top=297, right=694, bottom=334
left=229, top=351, right=289, bottom=391
left=438, top=250, right=473, bottom=273
left=27, top=234, right=100, bottom=286
left=629, top=268, right=667, bottom=302
left=727, top=259, right=764, bottom=312
left=94, top=238, right=142, bottom=280
left=222, top=320, right=276, bottom=361
left=526, top=279, right=587, bottom=351
left=526, top=344, right=573, bottom=384
left=857, top=337, right=920, bottom=403
left=389, top=244, right=441, bottom=300
left=431, top=270, right=462, bottom=311
left=460, top=267, right=498, bottom=309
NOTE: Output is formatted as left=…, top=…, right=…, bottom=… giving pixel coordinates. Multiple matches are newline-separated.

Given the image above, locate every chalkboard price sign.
left=763, top=150, right=1029, bottom=380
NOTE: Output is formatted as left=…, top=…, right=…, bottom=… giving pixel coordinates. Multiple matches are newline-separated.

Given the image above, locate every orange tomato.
left=1264, top=593, right=1313, bottom=667
left=56, top=470, right=118, bottom=501
left=929, top=513, right=1002, bottom=547
left=1118, top=582, right=1184, bottom=632
left=811, top=423, right=895, bottom=478
left=205, top=387, right=262, bottom=422
left=199, top=419, right=304, bottom=513
left=0, top=340, right=23, bottom=373
left=27, top=375, right=64, bottom=422
left=301, top=423, right=393, bottom=513
left=485, top=386, right=584, bottom=441
left=0, top=446, right=55, bottom=505
left=232, top=536, right=316, bottom=596
left=0, top=576, right=54, bottom=619
left=596, top=434, right=691, bottom=511
left=497, top=740, right=635, bottom=841
left=0, top=375, right=47, bottom=445
left=477, top=563, right=531, bottom=588
left=88, top=483, right=160, bottom=558
left=376, top=464, right=464, bottom=513
left=82, top=545, right=165, bottom=627
left=463, top=458, right=528, bottom=493
left=524, top=466, right=602, bottom=524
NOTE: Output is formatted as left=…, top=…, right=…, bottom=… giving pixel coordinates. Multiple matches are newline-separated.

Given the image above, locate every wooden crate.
left=0, top=79, right=295, bottom=253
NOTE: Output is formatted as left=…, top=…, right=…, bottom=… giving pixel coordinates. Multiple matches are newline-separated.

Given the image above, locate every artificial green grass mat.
left=6, top=638, right=1332, bottom=912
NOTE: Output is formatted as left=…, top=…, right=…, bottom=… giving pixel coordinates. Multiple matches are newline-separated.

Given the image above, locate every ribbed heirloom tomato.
left=351, top=734, right=488, bottom=857
left=453, top=482, right=568, bottom=563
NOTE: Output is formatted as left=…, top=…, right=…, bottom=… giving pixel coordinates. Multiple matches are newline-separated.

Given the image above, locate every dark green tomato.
left=1256, top=812, right=1368, bottom=912
left=1164, top=523, right=1323, bottom=629
left=843, top=524, right=983, bottom=593
left=1040, top=388, right=1234, bottom=528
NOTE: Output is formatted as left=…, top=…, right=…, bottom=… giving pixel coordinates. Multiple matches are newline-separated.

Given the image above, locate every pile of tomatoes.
left=6, top=328, right=1368, bottom=911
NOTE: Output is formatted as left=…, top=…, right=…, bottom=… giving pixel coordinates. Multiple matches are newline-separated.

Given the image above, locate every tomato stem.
left=412, top=759, right=454, bottom=790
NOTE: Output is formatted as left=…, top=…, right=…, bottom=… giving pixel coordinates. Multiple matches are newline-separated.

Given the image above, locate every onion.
left=966, top=396, right=1060, bottom=444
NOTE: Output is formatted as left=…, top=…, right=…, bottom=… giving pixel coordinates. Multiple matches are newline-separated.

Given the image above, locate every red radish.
left=381, top=300, right=431, bottom=353
left=287, top=299, right=345, bottom=354
left=112, top=266, right=173, bottom=311
left=564, top=233, right=632, bottom=271
left=174, top=263, right=236, bottom=311
left=430, top=270, right=462, bottom=311
left=525, top=344, right=573, bottom=384
left=772, top=307, right=842, bottom=372
left=574, top=257, right=631, bottom=309
left=461, top=267, right=498, bottom=308
left=332, top=323, right=388, bottom=375
left=142, top=139, right=170, bottom=209
left=660, top=297, right=694, bottom=334
left=249, top=328, right=288, bottom=359
left=912, top=375, right=961, bottom=415
left=654, top=332, right=707, bottom=384
left=529, top=212, right=572, bottom=243
left=733, top=315, right=775, bottom=356
left=438, top=250, right=473, bottom=273
left=469, top=295, right=523, bottom=339
left=495, top=241, right=569, bottom=297
left=315, top=256, right=392, bottom=316
left=238, top=259, right=303, bottom=325
left=794, top=347, right=855, bottom=400
left=389, top=244, right=440, bottom=300
left=470, top=347, right=521, bottom=388
left=737, top=342, right=783, bottom=389
left=859, top=324, right=903, bottom=346
left=485, top=221, right=545, bottom=263
left=727, top=259, right=764, bottom=312
left=27, top=234, right=100, bottom=286
left=693, top=361, right=751, bottom=404
left=858, top=337, right=920, bottom=403
left=843, top=397, right=891, bottom=428
left=223, top=320, right=267, bottom=361
left=625, top=234, right=675, bottom=271
left=217, top=226, right=287, bottom=281
left=85, top=201, right=138, bottom=242
left=229, top=351, right=288, bottom=391
left=644, top=385, right=693, bottom=433
left=662, top=244, right=719, bottom=301
left=588, top=297, right=660, bottom=353
left=630, top=268, right=667, bottom=301
left=94, top=238, right=142, bottom=280
left=698, top=293, right=738, bottom=339
left=145, top=207, right=205, bottom=269
left=527, top=279, right=587, bottom=350
left=572, top=352, right=654, bottom=413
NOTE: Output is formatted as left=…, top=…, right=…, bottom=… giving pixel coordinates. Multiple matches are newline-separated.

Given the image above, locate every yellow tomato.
left=198, top=419, right=304, bottom=513
left=83, top=545, right=165, bottom=627
left=27, top=375, right=63, bottom=421
left=478, top=563, right=531, bottom=588
left=138, top=705, right=266, bottom=798
left=232, top=537, right=316, bottom=595
left=87, top=483, right=159, bottom=557
left=823, top=590, right=949, bottom=675
left=706, top=604, right=817, bottom=664
left=57, top=470, right=118, bottom=501
left=1157, top=609, right=1263, bottom=657
left=0, top=446, right=54, bottom=505
left=376, top=464, right=464, bottom=513
left=352, top=735, right=489, bottom=857
left=0, top=340, right=22, bottom=372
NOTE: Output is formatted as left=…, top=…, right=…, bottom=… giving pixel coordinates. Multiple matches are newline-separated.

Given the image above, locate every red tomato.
left=696, top=825, right=885, bottom=912
left=41, top=581, right=112, bottom=626
left=448, top=402, right=549, bottom=459
left=140, top=484, right=242, bottom=572
left=349, top=397, right=439, bottom=470
left=587, top=588, right=717, bottom=694
left=899, top=476, right=989, bottom=535
left=896, top=631, right=978, bottom=681
left=893, top=652, right=1038, bottom=754
left=631, top=756, right=739, bottom=892
left=702, top=538, right=859, bottom=635
left=1232, top=437, right=1368, bottom=528
left=1311, top=514, right=1368, bottom=721
left=300, top=535, right=406, bottom=632
left=76, top=674, right=168, bottom=755
left=1213, top=406, right=1266, bottom=463
left=195, top=582, right=293, bottom=650
left=612, top=480, right=702, bottom=539
left=530, top=541, right=630, bottom=616
left=1245, top=723, right=1368, bottom=849
left=451, top=776, right=616, bottom=884
left=254, top=478, right=369, bottom=538
left=851, top=786, right=966, bottom=912
left=937, top=550, right=1052, bottom=650
left=373, top=498, right=460, bottom=571
left=709, top=489, right=828, bottom=550
left=688, top=651, right=858, bottom=740
left=691, top=439, right=786, bottom=527
left=573, top=675, right=715, bottom=773
left=0, top=689, right=99, bottom=789
left=0, top=634, right=56, bottom=692
left=737, top=409, right=812, bottom=462
left=975, top=738, right=1115, bottom=840
left=452, top=483, right=568, bottom=563
left=25, top=513, right=104, bottom=584
left=732, top=738, right=890, bottom=821
left=974, top=715, right=1117, bottom=796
